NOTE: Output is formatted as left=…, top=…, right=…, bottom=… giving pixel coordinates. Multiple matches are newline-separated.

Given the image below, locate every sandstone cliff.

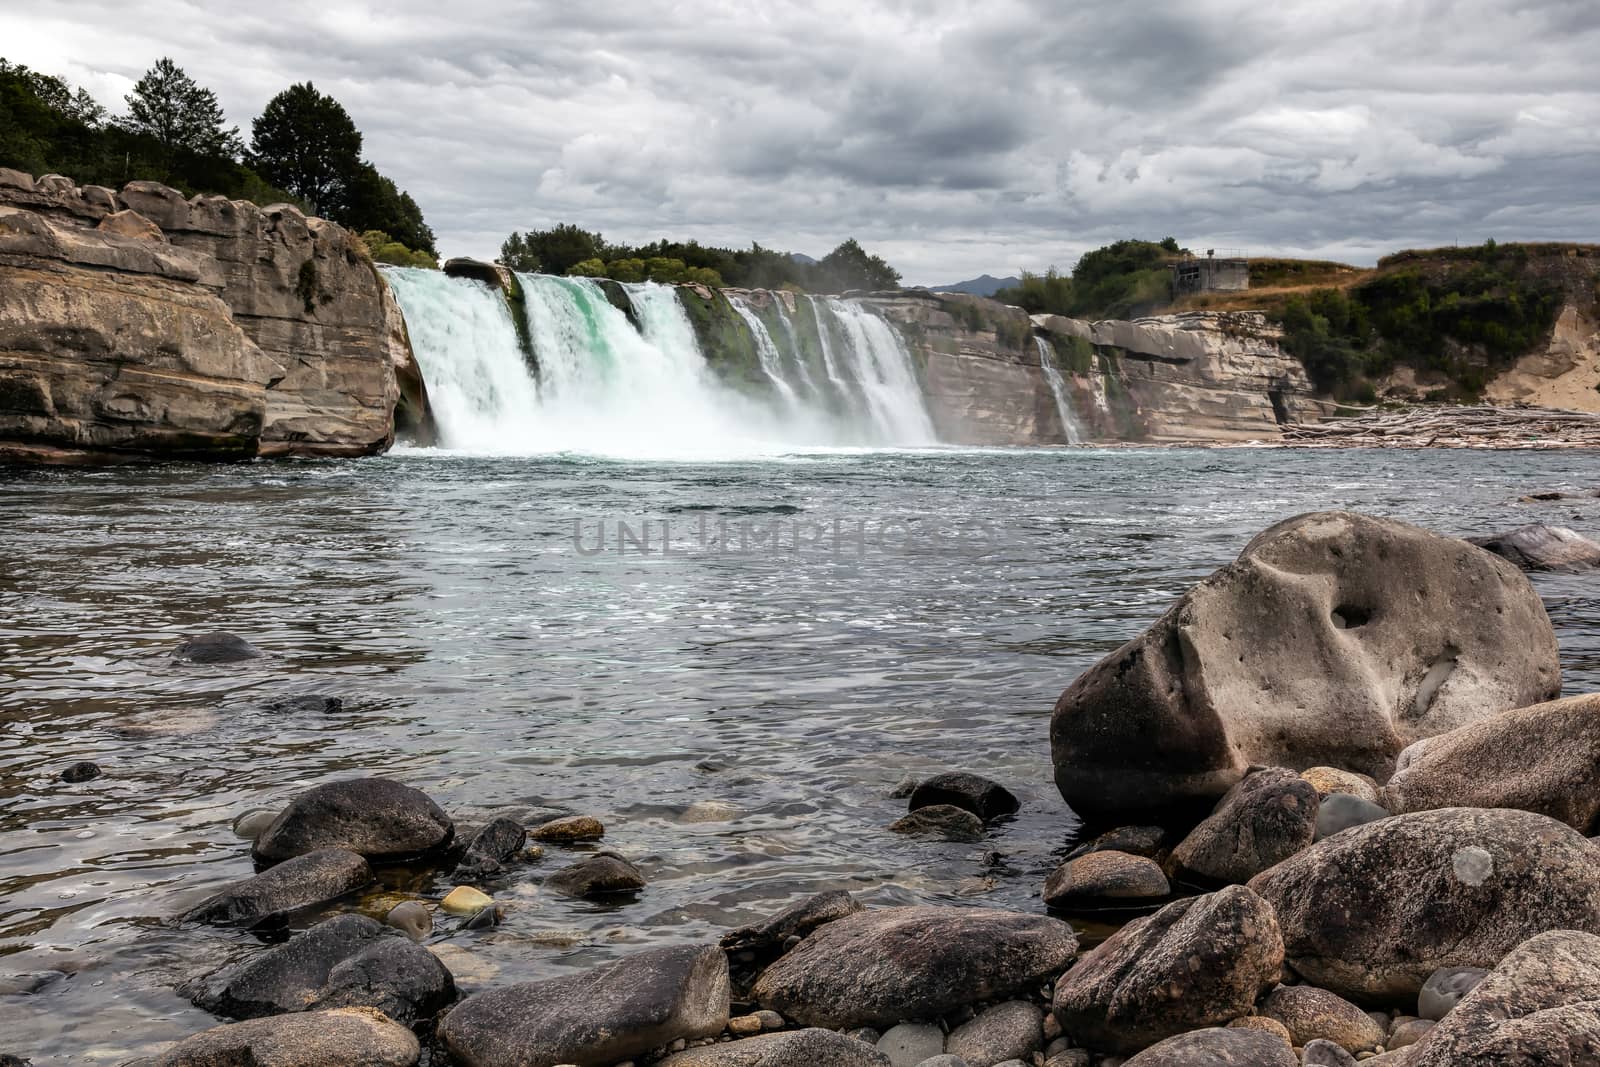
left=0, top=169, right=426, bottom=462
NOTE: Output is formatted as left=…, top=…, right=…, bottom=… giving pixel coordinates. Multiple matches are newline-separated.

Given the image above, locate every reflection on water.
left=1, top=448, right=1597, bottom=1061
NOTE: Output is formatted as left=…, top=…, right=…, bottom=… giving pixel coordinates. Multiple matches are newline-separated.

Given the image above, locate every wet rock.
left=1381, top=694, right=1600, bottom=832
left=173, top=632, right=264, bottom=664
left=1301, top=1039, right=1357, bottom=1067
left=252, top=778, right=454, bottom=865
left=384, top=901, right=431, bottom=941
left=184, top=848, right=372, bottom=927
left=1261, top=985, right=1384, bottom=1052
left=1300, top=767, right=1380, bottom=805
left=59, top=761, right=101, bottom=783
left=1064, top=825, right=1169, bottom=861
left=1052, top=886, right=1284, bottom=1055
left=1171, top=768, right=1319, bottom=885
left=889, top=804, right=985, bottom=841
left=658, top=1028, right=892, bottom=1066
left=879, top=1021, right=944, bottom=1066
left=454, top=816, right=529, bottom=880
left=1248, top=807, right=1600, bottom=1000
left=1314, top=793, right=1389, bottom=840
left=1408, top=932, right=1600, bottom=1064
left=232, top=808, right=279, bottom=840
left=154, top=1006, right=419, bottom=1066
left=441, top=885, right=493, bottom=917
left=1042, top=850, right=1169, bottom=909
left=679, top=800, right=740, bottom=823
left=1120, top=1027, right=1297, bottom=1066
left=529, top=814, right=605, bottom=842
left=721, top=889, right=864, bottom=952
left=1050, top=511, right=1560, bottom=823
left=544, top=852, right=646, bottom=898
left=1467, top=523, right=1600, bottom=571
left=755, top=906, right=1076, bottom=1029
left=947, top=1001, right=1044, bottom=1066
left=889, top=775, right=920, bottom=798
left=187, top=913, right=454, bottom=1024
left=1416, top=966, right=1488, bottom=1021
left=264, top=695, right=343, bottom=714
left=908, top=772, right=1020, bottom=822
left=463, top=904, right=500, bottom=929
left=438, top=943, right=729, bottom=1067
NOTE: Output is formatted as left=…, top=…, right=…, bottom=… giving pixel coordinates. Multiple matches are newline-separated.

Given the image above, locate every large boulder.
left=657, top=1028, right=891, bottom=1066
left=1051, top=886, right=1283, bottom=1054
left=754, top=906, right=1077, bottom=1029
left=438, top=944, right=729, bottom=1067
left=1121, top=1026, right=1297, bottom=1066
left=1171, top=768, right=1320, bottom=884
left=186, top=913, right=454, bottom=1023
left=182, top=848, right=372, bottom=926
left=1248, top=807, right=1600, bottom=1000
left=1381, top=694, right=1600, bottom=832
left=1407, top=930, right=1600, bottom=1065
left=1467, top=523, right=1600, bottom=572
left=252, top=779, right=453, bottom=865
left=1050, top=512, right=1560, bottom=822
left=154, top=1007, right=419, bottom=1066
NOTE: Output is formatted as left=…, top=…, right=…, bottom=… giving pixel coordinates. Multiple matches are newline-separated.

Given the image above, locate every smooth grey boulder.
left=384, top=901, right=431, bottom=941
left=908, top=772, right=1020, bottom=822
left=1302, top=1039, right=1358, bottom=1067
left=183, top=848, right=372, bottom=927
left=186, top=914, right=454, bottom=1023
left=454, top=816, right=528, bottom=880
left=1051, top=886, right=1283, bottom=1054
left=173, top=632, right=263, bottom=664
left=889, top=804, right=985, bottom=840
left=1407, top=930, right=1600, bottom=1065
left=1261, top=984, right=1384, bottom=1052
left=1171, top=768, right=1319, bottom=884
left=1248, top=807, right=1600, bottom=1000
left=1467, top=523, right=1600, bottom=571
left=438, top=943, right=729, bottom=1067
left=721, top=890, right=863, bottom=952
left=947, top=1001, right=1044, bottom=1066
left=543, top=852, right=646, bottom=897
left=253, top=779, right=454, bottom=865
left=1315, top=793, right=1390, bottom=840
left=1382, top=694, right=1600, bottom=832
left=878, top=1022, right=943, bottom=1066
left=154, top=1007, right=419, bottom=1066
left=1050, top=511, right=1560, bottom=822
left=1043, top=850, right=1169, bottom=909
left=657, top=1028, right=892, bottom=1066
left=1121, top=1027, right=1297, bottom=1066
left=754, top=906, right=1077, bottom=1029
left=1417, top=966, right=1488, bottom=1021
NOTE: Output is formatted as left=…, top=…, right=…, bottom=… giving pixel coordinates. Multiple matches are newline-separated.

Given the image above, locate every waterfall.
left=1037, top=336, right=1084, bottom=445
left=382, top=267, right=939, bottom=457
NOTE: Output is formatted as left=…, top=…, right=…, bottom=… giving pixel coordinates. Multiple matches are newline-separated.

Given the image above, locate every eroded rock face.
left=1381, top=694, right=1600, bottom=832
left=252, top=779, right=454, bottom=865
left=1248, top=808, right=1600, bottom=1001
left=1051, top=885, right=1284, bottom=1054
left=1171, top=768, right=1320, bottom=885
left=1051, top=512, right=1560, bottom=822
left=439, top=944, right=729, bottom=1067
left=754, top=906, right=1077, bottom=1029
left=154, top=1007, right=419, bottom=1067
left=183, top=848, right=372, bottom=927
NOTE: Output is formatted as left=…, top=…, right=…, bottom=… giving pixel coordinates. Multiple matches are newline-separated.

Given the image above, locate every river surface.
left=2, top=447, right=1598, bottom=1062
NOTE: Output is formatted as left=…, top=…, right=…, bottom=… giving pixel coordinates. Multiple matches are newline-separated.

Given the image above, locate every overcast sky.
left=7, top=0, right=1597, bottom=284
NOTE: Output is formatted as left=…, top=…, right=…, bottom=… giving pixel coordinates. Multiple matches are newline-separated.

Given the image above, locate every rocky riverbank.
left=7, top=507, right=1595, bottom=1066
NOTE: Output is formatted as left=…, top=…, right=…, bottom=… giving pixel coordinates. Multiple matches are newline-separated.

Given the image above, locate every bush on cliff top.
left=993, top=239, right=1183, bottom=320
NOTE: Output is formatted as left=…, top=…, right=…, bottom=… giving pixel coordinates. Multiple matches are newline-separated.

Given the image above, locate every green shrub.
left=566, top=258, right=607, bottom=278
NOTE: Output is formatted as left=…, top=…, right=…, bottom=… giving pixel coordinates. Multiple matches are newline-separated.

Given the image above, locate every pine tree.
left=122, top=58, right=240, bottom=160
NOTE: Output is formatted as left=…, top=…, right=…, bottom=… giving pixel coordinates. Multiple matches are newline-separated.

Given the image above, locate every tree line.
left=0, top=57, right=435, bottom=266
left=993, top=238, right=1185, bottom=320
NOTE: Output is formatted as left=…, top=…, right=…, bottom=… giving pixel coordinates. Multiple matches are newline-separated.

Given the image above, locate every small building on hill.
left=1171, top=253, right=1249, bottom=294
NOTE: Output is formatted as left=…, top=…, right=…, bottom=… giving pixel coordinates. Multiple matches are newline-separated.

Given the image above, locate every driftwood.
left=1282, top=404, right=1600, bottom=449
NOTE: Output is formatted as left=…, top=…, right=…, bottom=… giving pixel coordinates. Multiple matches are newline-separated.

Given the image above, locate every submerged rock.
left=252, top=778, right=454, bottom=865
left=59, top=761, right=101, bottom=783
left=1121, top=1027, right=1297, bottom=1066
left=908, top=772, right=1020, bottom=822
left=384, top=901, right=431, bottom=941
left=154, top=1006, right=419, bottom=1066
left=753, top=905, right=1077, bottom=1029
left=173, top=632, right=264, bottom=664
left=1170, top=768, right=1320, bottom=885
left=1249, top=807, right=1600, bottom=1000
left=1042, top=850, right=1170, bottom=909
left=454, top=816, right=529, bottom=881
left=264, top=695, right=344, bottom=714
left=658, top=1028, right=891, bottom=1066
left=1050, top=511, right=1560, bottom=822
left=183, top=848, right=372, bottom=927
left=1467, top=523, right=1600, bottom=571
left=889, top=804, right=985, bottom=840
left=721, top=889, right=864, bottom=953
left=544, top=852, right=646, bottom=897
left=440, top=886, right=494, bottom=917
left=438, top=943, right=729, bottom=1067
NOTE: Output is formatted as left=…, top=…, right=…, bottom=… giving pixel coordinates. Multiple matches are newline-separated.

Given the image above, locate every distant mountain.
left=789, top=252, right=818, bottom=266
left=929, top=274, right=1021, bottom=297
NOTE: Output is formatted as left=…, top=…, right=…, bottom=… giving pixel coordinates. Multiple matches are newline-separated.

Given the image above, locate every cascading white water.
left=727, top=294, right=804, bottom=413
left=1036, top=336, right=1084, bottom=445
left=823, top=298, right=938, bottom=444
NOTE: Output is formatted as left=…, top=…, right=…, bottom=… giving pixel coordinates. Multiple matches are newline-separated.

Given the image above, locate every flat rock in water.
left=1261, top=985, right=1384, bottom=1052
left=183, top=848, right=372, bottom=927
left=1050, top=511, right=1560, bottom=823
left=1052, top=885, right=1284, bottom=1055
left=889, top=804, right=984, bottom=841
left=543, top=852, right=645, bottom=897
left=1381, top=694, right=1600, bottom=831
left=438, top=943, right=729, bottom=1067
left=264, top=695, right=343, bottom=714
left=720, top=889, right=863, bottom=952
left=1467, top=523, right=1600, bottom=571
left=187, top=913, right=453, bottom=1024
left=154, top=1007, right=419, bottom=1066
left=454, top=816, right=529, bottom=881
left=1043, top=850, right=1169, bottom=909
left=753, top=905, right=1077, bottom=1029
left=908, top=772, right=1020, bottom=822
left=1407, top=930, right=1600, bottom=1064
left=1171, top=768, right=1320, bottom=884
left=1121, top=1027, right=1297, bottom=1066
left=1248, top=807, right=1600, bottom=1001
left=252, top=778, right=454, bottom=865
left=657, top=1028, right=891, bottom=1066
left=529, top=814, right=604, bottom=842
left=947, top=1001, right=1045, bottom=1066
left=173, top=632, right=264, bottom=664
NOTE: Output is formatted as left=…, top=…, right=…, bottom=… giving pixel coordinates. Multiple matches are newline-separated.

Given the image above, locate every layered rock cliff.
left=0, top=169, right=426, bottom=462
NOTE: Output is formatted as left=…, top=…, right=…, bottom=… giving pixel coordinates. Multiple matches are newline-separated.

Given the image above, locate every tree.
left=499, top=231, right=539, bottom=272
left=818, top=238, right=901, bottom=292
left=250, top=82, right=362, bottom=215
left=504, top=224, right=608, bottom=276
left=122, top=58, right=240, bottom=160
left=344, top=162, right=434, bottom=254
